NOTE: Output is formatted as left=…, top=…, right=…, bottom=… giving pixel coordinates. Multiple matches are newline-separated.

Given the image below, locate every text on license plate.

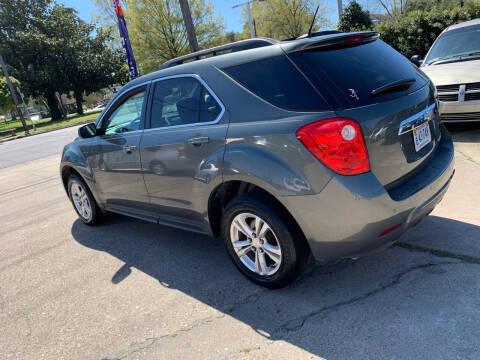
left=413, top=122, right=431, bottom=152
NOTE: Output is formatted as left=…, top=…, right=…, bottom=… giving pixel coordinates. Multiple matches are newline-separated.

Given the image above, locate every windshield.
left=425, top=24, right=480, bottom=65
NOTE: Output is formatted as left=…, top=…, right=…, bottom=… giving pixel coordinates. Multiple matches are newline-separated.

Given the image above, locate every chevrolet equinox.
left=61, top=32, right=455, bottom=288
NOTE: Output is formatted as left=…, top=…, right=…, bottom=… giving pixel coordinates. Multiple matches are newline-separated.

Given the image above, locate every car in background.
left=61, top=32, right=454, bottom=288
left=29, top=112, right=41, bottom=121
left=412, top=19, right=480, bottom=122
left=91, top=103, right=106, bottom=111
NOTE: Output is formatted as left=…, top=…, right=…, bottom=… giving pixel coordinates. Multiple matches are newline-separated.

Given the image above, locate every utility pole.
left=0, top=53, right=29, bottom=135
left=232, top=0, right=264, bottom=39
left=246, top=2, right=254, bottom=38
left=337, top=0, right=343, bottom=19
left=179, top=0, right=199, bottom=53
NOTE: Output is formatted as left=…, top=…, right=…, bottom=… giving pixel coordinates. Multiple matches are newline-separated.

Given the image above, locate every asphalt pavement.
left=0, top=125, right=80, bottom=169
left=0, top=123, right=479, bottom=359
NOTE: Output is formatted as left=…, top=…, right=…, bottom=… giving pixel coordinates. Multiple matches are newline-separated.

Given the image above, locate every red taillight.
left=296, top=118, right=370, bottom=175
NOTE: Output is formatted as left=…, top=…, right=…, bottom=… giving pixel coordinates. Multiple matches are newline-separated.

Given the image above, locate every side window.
left=150, top=77, right=222, bottom=129
left=104, top=90, right=146, bottom=135
left=222, top=55, right=329, bottom=111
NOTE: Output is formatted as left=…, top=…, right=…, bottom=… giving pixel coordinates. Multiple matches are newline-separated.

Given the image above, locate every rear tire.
left=67, top=173, right=102, bottom=226
left=221, top=193, right=310, bottom=288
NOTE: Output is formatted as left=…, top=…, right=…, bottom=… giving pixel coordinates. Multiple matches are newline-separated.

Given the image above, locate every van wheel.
left=67, top=174, right=102, bottom=225
left=222, top=193, right=309, bottom=288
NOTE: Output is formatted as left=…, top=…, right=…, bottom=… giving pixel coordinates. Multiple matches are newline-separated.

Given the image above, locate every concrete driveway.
left=0, top=124, right=479, bottom=359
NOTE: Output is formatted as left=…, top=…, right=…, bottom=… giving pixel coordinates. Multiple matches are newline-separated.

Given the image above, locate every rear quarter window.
left=222, top=55, right=330, bottom=112
left=288, top=39, right=428, bottom=108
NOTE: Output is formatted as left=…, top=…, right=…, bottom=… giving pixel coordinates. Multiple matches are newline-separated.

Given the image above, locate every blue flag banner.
left=114, top=0, right=138, bottom=80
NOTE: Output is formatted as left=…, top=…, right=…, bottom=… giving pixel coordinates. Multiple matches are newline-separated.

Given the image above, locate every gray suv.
left=61, top=32, right=455, bottom=288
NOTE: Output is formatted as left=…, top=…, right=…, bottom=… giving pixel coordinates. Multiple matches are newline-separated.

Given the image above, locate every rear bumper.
left=279, top=128, right=455, bottom=263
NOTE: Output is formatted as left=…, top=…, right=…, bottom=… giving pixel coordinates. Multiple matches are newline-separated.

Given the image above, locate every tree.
left=375, top=0, right=411, bottom=17
left=0, top=0, right=128, bottom=118
left=378, top=0, right=476, bottom=16
left=47, top=6, right=127, bottom=114
left=338, top=1, right=374, bottom=32
left=69, top=29, right=128, bottom=114
left=0, top=76, right=20, bottom=115
left=405, top=0, right=475, bottom=12
left=94, top=0, right=225, bottom=74
left=0, top=0, right=67, bottom=120
left=243, top=0, right=330, bottom=40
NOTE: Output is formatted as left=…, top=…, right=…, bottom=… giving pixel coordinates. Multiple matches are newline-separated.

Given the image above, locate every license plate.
left=412, top=122, right=431, bottom=152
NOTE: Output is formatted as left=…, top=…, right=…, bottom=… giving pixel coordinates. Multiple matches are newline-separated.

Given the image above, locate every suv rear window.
left=288, top=39, right=428, bottom=108
left=222, top=55, right=329, bottom=111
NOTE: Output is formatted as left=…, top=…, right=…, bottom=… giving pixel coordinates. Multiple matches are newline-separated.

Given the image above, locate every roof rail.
left=159, top=37, right=278, bottom=70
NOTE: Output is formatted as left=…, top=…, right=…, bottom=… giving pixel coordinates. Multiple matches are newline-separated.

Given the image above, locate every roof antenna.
left=307, top=6, right=319, bottom=38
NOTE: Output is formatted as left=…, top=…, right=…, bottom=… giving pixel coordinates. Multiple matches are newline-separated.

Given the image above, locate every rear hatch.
left=285, top=34, right=442, bottom=186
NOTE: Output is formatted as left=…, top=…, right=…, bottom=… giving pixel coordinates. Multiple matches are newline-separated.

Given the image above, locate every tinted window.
left=104, top=90, right=145, bottom=135
left=150, top=77, right=222, bottom=129
left=222, top=55, right=329, bottom=111
left=289, top=39, right=428, bottom=108
left=425, top=25, right=480, bottom=65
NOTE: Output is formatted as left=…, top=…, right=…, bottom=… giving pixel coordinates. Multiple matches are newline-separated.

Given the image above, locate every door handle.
left=187, top=136, right=209, bottom=146
left=123, top=145, right=137, bottom=153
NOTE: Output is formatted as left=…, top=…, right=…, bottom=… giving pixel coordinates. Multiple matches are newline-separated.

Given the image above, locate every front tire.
left=67, top=174, right=102, bottom=225
left=222, top=193, right=309, bottom=288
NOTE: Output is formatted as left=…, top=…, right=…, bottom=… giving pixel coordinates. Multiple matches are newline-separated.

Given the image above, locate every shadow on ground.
left=71, top=215, right=480, bottom=358
left=445, top=122, right=480, bottom=143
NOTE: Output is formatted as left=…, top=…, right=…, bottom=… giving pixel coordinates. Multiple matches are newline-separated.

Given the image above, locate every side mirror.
left=410, top=55, right=423, bottom=67
left=78, top=122, right=98, bottom=139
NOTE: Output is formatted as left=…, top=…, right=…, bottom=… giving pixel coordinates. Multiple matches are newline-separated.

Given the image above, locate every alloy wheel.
left=70, top=181, right=92, bottom=221
left=230, top=212, right=282, bottom=276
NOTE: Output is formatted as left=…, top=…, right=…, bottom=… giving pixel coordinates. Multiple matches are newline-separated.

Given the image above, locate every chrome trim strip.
left=459, top=84, right=466, bottom=102
left=142, top=121, right=225, bottom=133
left=95, top=80, right=152, bottom=128
left=398, top=103, right=436, bottom=135
left=144, top=73, right=226, bottom=131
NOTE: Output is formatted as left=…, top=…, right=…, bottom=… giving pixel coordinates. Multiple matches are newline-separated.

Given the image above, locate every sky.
left=59, top=0, right=357, bottom=33
left=59, top=0, right=251, bottom=32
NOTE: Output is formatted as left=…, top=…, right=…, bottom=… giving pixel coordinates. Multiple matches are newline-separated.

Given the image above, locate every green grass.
left=0, top=109, right=102, bottom=140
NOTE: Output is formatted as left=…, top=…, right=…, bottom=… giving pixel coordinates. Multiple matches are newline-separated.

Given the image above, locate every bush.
left=378, top=3, right=480, bottom=58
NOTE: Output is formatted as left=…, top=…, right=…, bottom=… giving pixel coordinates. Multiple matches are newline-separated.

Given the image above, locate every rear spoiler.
left=287, top=31, right=379, bottom=52
left=282, top=30, right=341, bottom=41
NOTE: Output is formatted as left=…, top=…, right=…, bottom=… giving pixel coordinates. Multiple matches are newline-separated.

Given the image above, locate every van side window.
left=150, top=77, right=222, bottom=129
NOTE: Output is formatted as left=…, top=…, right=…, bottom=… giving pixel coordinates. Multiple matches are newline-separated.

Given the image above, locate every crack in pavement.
left=102, top=290, right=267, bottom=360
left=276, top=261, right=459, bottom=334
left=395, top=242, right=480, bottom=264
left=458, top=150, right=480, bottom=167
left=102, top=258, right=466, bottom=359
left=102, top=315, right=224, bottom=360
left=276, top=239, right=480, bottom=335
left=0, top=176, right=59, bottom=197
left=100, top=241, right=480, bottom=358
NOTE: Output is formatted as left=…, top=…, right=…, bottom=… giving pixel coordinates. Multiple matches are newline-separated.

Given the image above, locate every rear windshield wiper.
left=370, top=78, right=416, bottom=97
